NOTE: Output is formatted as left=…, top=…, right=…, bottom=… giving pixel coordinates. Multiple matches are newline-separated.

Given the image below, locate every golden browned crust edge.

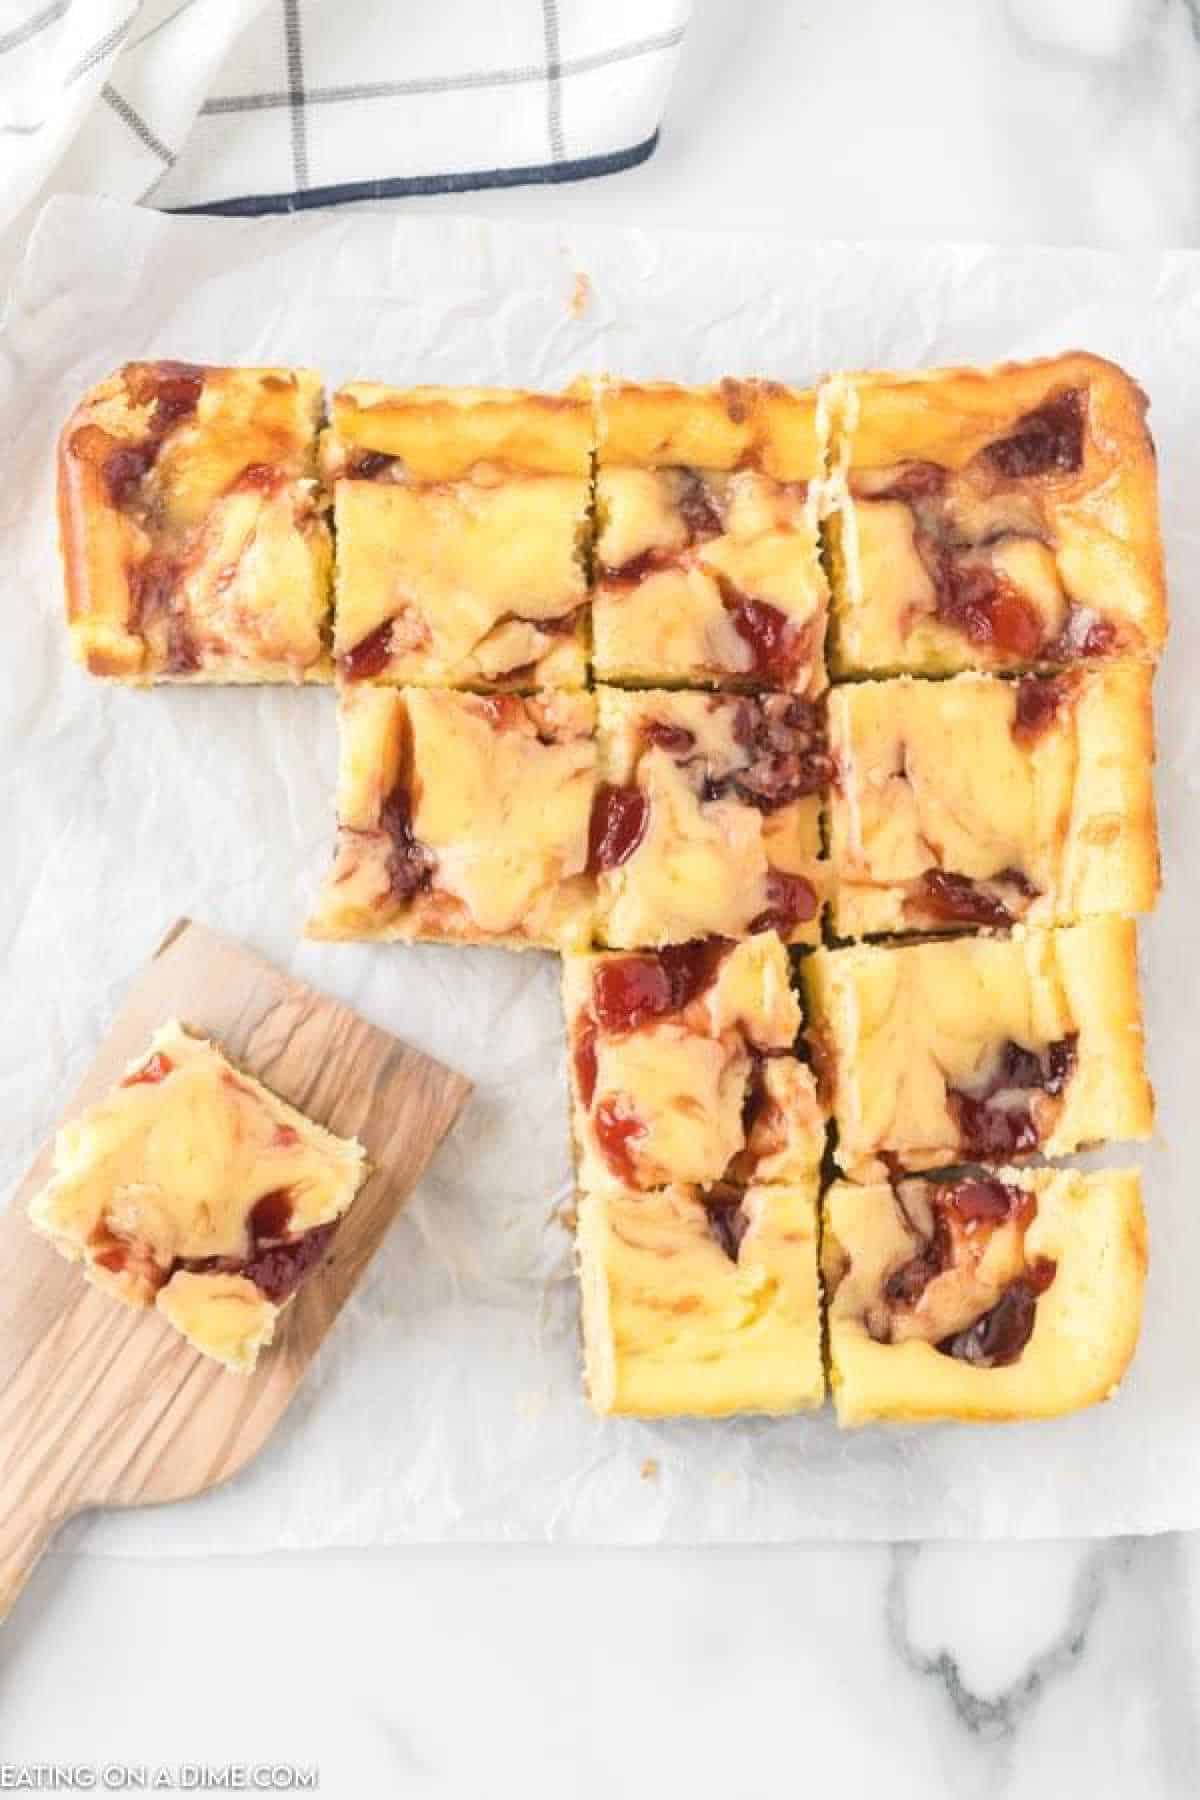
left=331, top=383, right=591, bottom=477
left=595, top=378, right=821, bottom=481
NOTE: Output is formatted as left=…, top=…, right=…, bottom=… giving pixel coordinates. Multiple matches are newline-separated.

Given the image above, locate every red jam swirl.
left=593, top=1097, right=644, bottom=1184
left=749, top=871, right=818, bottom=936
left=1012, top=674, right=1076, bottom=745
left=379, top=783, right=435, bottom=902
left=675, top=469, right=724, bottom=542
left=913, top=869, right=1021, bottom=929
left=947, top=1036, right=1078, bottom=1160
left=339, top=619, right=394, bottom=681
left=720, top=582, right=806, bottom=685
left=240, top=1222, right=336, bottom=1305
left=642, top=721, right=696, bottom=756
left=102, top=362, right=206, bottom=510
left=248, top=1188, right=294, bottom=1241
left=882, top=1174, right=1056, bottom=1364
left=920, top=550, right=1044, bottom=661
left=701, top=1183, right=750, bottom=1263
left=868, top=387, right=1094, bottom=664
left=590, top=939, right=729, bottom=1033
left=937, top=1260, right=1057, bottom=1367
left=121, top=1051, right=175, bottom=1087
left=573, top=1020, right=598, bottom=1109
left=985, top=389, right=1086, bottom=480
left=705, top=696, right=831, bottom=812
left=587, top=785, right=648, bottom=874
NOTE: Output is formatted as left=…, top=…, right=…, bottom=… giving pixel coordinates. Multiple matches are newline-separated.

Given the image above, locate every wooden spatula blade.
left=0, top=920, right=472, bottom=1615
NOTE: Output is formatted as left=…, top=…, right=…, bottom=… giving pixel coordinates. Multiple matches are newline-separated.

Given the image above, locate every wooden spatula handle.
left=0, top=1501, right=73, bottom=1622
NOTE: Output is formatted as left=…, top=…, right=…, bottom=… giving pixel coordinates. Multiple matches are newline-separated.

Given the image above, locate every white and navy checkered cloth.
left=1, top=0, right=690, bottom=232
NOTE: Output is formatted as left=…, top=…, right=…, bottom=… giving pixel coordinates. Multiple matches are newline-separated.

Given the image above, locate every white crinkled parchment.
left=0, top=198, right=1192, bottom=1546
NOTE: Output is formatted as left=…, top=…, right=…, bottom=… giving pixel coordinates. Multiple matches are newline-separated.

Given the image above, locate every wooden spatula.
left=0, top=918, right=472, bottom=1619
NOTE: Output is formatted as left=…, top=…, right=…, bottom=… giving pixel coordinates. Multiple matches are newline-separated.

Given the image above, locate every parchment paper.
left=2, top=196, right=1195, bottom=1546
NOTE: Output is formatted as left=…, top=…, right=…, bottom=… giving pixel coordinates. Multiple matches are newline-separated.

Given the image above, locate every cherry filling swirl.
left=601, top=468, right=816, bottom=684
left=947, top=1035, right=1078, bottom=1160
left=701, top=1182, right=750, bottom=1263
left=984, top=389, right=1086, bottom=480
left=1012, top=672, right=1079, bottom=745
left=706, top=696, right=832, bottom=811
left=601, top=467, right=725, bottom=584
left=881, top=1175, right=1057, bottom=1368
left=94, top=1175, right=339, bottom=1308
left=379, top=782, right=435, bottom=902
left=592, top=1097, right=644, bottom=1185
left=590, top=939, right=730, bottom=1033
left=587, top=784, right=648, bottom=873
left=715, top=578, right=807, bottom=686
left=339, top=619, right=393, bottom=681
left=918, top=545, right=1045, bottom=662
left=573, top=1019, right=598, bottom=1109
left=121, top=1051, right=175, bottom=1088
left=100, top=361, right=206, bottom=511
left=581, top=942, right=732, bottom=1181
left=177, top=1182, right=339, bottom=1305
left=937, top=1265, right=1056, bottom=1367
left=909, top=867, right=1039, bottom=929
left=748, top=872, right=818, bottom=936
left=865, top=386, right=1113, bottom=663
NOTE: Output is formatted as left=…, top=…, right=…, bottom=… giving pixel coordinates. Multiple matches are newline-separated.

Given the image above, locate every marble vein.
left=885, top=1540, right=1108, bottom=1743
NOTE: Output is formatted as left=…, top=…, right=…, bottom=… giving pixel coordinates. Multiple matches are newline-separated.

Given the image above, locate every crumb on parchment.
left=569, top=273, right=592, bottom=318
left=640, top=1458, right=659, bottom=1481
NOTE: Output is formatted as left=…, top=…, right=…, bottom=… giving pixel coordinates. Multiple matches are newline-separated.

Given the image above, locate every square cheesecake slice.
left=577, top=1179, right=824, bottom=1417
left=592, top=686, right=828, bottom=948
left=59, top=362, right=332, bottom=682
left=327, top=384, right=592, bottom=690
left=562, top=932, right=825, bottom=1194
left=307, top=686, right=596, bottom=950
left=827, top=353, right=1166, bottom=676
left=803, top=917, right=1153, bottom=1181
left=823, top=1167, right=1146, bottom=1425
left=828, top=665, right=1159, bottom=938
left=27, top=1021, right=367, bottom=1372
left=593, top=380, right=828, bottom=694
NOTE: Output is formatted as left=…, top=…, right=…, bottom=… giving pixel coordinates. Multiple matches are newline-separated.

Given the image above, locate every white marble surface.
left=4, top=2, right=1200, bottom=1794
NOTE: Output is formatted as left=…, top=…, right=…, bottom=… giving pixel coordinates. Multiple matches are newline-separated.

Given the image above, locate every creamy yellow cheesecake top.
left=594, top=381, right=827, bottom=694
left=577, top=1177, right=824, bottom=1418
left=563, top=931, right=824, bottom=1193
left=829, top=352, right=1166, bottom=676
left=28, top=1021, right=366, bottom=1371
left=827, top=665, right=1159, bottom=936
left=308, top=685, right=597, bottom=950
left=592, top=686, right=828, bottom=949
left=327, top=384, right=590, bottom=691
left=823, top=1166, right=1146, bottom=1425
left=803, top=917, right=1153, bottom=1181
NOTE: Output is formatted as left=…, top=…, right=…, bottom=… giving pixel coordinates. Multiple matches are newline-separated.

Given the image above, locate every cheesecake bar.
left=27, top=1021, right=367, bottom=1372
left=327, top=384, right=591, bottom=690
left=577, top=1178, right=824, bottom=1416
left=823, top=1167, right=1146, bottom=1424
left=593, top=381, right=828, bottom=693
left=592, top=686, right=828, bottom=948
left=828, top=353, right=1166, bottom=676
left=828, top=665, right=1159, bottom=937
left=307, top=686, right=596, bottom=950
left=59, top=362, right=332, bottom=682
left=803, top=916, right=1153, bottom=1180
left=562, top=931, right=825, bottom=1193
